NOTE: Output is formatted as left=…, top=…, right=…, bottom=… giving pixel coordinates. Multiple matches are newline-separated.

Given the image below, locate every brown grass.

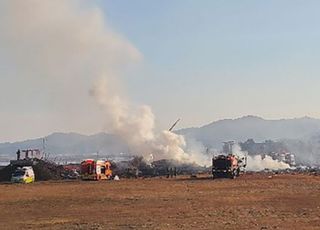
left=0, top=174, right=319, bottom=229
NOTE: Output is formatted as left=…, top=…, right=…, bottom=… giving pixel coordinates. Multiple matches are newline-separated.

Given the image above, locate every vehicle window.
left=13, top=170, right=24, bottom=177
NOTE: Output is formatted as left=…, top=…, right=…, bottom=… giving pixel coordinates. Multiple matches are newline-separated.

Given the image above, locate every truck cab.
left=11, top=166, right=35, bottom=183
left=212, top=154, right=240, bottom=179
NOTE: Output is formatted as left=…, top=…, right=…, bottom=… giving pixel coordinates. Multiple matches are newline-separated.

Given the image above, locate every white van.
left=11, top=166, right=35, bottom=183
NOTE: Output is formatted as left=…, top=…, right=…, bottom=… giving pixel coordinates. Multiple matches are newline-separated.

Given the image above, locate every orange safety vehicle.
left=80, top=159, right=112, bottom=180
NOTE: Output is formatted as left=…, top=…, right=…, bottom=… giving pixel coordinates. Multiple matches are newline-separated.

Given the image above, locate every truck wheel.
left=230, top=171, right=236, bottom=179
left=236, top=168, right=240, bottom=177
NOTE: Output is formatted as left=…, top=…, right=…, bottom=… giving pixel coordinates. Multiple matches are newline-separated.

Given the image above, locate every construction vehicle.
left=80, top=159, right=112, bottom=180
left=11, top=166, right=35, bottom=183
left=212, top=154, right=246, bottom=179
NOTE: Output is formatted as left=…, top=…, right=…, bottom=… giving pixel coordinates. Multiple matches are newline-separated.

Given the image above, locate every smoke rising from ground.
left=91, top=78, right=208, bottom=164
left=246, top=155, right=290, bottom=171
left=0, top=1, right=295, bottom=169
left=0, top=0, right=141, bottom=141
left=232, top=144, right=290, bottom=171
left=0, top=1, right=206, bottom=163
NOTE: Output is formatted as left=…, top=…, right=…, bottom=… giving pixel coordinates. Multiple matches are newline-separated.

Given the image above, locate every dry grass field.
left=0, top=174, right=319, bottom=229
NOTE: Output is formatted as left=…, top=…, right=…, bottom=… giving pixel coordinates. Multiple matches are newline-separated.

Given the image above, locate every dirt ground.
left=0, top=174, right=319, bottom=230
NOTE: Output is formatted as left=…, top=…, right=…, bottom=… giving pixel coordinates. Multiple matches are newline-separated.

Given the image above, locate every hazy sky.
left=100, top=0, right=320, bottom=123
left=1, top=0, right=320, bottom=142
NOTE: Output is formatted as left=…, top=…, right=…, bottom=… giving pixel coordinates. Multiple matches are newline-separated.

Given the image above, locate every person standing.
left=16, top=149, right=21, bottom=160
left=169, top=167, right=173, bottom=178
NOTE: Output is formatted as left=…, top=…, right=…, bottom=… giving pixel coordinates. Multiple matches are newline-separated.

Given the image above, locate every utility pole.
left=42, top=138, right=46, bottom=159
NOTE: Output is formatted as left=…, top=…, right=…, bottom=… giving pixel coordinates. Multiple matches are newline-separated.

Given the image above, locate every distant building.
left=240, top=139, right=287, bottom=155
left=240, top=139, right=296, bottom=166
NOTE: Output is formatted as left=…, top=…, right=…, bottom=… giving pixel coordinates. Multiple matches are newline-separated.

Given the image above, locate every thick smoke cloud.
left=91, top=78, right=208, bottom=164
left=0, top=0, right=141, bottom=141
left=0, top=0, right=207, bottom=164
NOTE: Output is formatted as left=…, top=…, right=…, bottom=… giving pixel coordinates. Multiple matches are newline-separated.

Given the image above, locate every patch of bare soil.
left=0, top=174, right=319, bottom=229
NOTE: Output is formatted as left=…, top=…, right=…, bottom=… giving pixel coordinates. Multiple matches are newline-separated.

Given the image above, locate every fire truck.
left=212, top=154, right=246, bottom=179
left=80, top=159, right=112, bottom=180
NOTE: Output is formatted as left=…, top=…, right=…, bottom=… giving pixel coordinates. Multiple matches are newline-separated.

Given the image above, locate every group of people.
left=166, top=167, right=177, bottom=178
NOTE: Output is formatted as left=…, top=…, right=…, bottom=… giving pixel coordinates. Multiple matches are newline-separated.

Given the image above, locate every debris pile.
left=61, top=164, right=80, bottom=179
left=0, top=164, right=15, bottom=182
left=152, top=159, right=208, bottom=176
left=0, top=158, right=64, bottom=182
left=33, top=159, right=64, bottom=180
left=112, top=156, right=154, bottom=178
left=112, top=156, right=208, bottom=178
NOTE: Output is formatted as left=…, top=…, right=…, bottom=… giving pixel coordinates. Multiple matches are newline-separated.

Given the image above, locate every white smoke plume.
left=0, top=0, right=298, bottom=169
left=232, top=144, right=290, bottom=171
left=91, top=77, right=207, bottom=164
left=0, top=0, right=141, bottom=140
left=0, top=1, right=207, bottom=163
left=246, top=155, right=290, bottom=171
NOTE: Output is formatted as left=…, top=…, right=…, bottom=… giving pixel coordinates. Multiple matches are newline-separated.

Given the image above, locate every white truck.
left=11, top=166, right=35, bottom=183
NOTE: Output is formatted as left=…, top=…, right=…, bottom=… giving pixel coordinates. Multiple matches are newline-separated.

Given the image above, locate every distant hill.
left=1, top=116, right=320, bottom=164
left=177, top=116, right=320, bottom=149
left=0, top=132, right=129, bottom=160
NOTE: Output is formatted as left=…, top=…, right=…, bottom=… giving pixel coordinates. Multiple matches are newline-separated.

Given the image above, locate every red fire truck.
left=212, top=154, right=246, bottom=179
left=80, top=159, right=112, bottom=180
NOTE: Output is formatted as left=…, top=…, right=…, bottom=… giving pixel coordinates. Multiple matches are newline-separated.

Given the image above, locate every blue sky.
left=95, top=1, right=320, bottom=127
